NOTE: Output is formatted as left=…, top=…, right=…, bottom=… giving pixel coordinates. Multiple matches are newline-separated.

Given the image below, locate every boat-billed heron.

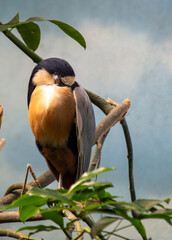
left=27, top=58, right=95, bottom=189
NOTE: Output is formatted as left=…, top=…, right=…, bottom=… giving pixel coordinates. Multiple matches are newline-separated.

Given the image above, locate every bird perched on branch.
left=27, top=58, right=95, bottom=189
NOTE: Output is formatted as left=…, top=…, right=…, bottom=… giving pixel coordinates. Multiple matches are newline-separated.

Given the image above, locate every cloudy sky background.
left=0, top=0, right=172, bottom=239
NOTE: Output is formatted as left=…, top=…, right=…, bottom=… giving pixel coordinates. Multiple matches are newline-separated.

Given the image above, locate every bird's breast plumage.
left=28, top=85, right=76, bottom=148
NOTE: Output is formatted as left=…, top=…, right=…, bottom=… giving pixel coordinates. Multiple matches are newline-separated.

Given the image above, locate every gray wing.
left=73, top=84, right=96, bottom=180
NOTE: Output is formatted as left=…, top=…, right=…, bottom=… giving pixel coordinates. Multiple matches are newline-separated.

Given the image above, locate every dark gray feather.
left=73, top=85, right=96, bottom=179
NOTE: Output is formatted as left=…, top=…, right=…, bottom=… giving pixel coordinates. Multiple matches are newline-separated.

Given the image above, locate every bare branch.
left=0, top=227, right=30, bottom=239
left=120, top=118, right=136, bottom=202
left=0, top=211, right=43, bottom=224
left=4, top=183, right=32, bottom=196
left=107, top=98, right=136, bottom=202
left=85, top=89, right=112, bottom=115
left=89, top=131, right=109, bottom=172
left=95, top=98, right=130, bottom=143
left=0, top=171, right=55, bottom=205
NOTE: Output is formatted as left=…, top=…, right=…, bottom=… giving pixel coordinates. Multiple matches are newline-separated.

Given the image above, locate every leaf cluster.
left=0, top=13, right=86, bottom=51
left=1, top=168, right=172, bottom=240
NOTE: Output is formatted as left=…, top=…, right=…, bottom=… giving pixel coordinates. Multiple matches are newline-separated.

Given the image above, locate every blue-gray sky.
left=0, top=1, right=172, bottom=239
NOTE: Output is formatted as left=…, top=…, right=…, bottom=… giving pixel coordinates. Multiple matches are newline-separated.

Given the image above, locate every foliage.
left=0, top=13, right=172, bottom=240
left=0, top=168, right=172, bottom=240
left=0, top=13, right=86, bottom=51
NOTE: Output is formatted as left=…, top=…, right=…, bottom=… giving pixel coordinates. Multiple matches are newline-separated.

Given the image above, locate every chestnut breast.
left=28, top=85, right=76, bottom=147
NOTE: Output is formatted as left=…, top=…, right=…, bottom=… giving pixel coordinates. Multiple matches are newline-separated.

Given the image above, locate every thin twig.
left=81, top=214, right=105, bottom=240
left=0, top=104, right=3, bottom=128
left=61, top=227, right=72, bottom=240
left=103, top=230, right=133, bottom=240
left=107, top=98, right=136, bottom=202
left=120, top=118, right=136, bottom=202
left=89, top=131, right=109, bottom=172
left=0, top=227, right=31, bottom=239
left=72, top=228, right=90, bottom=240
left=21, top=164, right=41, bottom=196
left=63, top=209, right=83, bottom=240
left=0, top=170, right=55, bottom=205
left=4, top=183, right=32, bottom=196
left=105, top=219, right=123, bottom=239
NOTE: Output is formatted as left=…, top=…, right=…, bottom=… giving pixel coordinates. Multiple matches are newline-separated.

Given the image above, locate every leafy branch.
left=0, top=13, right=171, bottom=240
left=0, top=168, right=172, bottom=240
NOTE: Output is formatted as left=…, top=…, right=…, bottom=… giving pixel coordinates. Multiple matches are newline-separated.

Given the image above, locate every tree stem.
left=1, top=25, right=42, bottom=63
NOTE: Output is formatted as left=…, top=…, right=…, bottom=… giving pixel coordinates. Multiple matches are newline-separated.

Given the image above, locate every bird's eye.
left=53, top=74, right=60, bottom=84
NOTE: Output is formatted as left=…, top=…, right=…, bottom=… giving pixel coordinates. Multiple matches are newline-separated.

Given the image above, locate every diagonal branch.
left=94, top=98, right=130, bottom=143
left=0, top=227, right=30, bottom=239
left=1, top=25, right=42, bottom=63
left=0, top=170, right=55, bottom=205
left=88, top=131, right=109, bottom=172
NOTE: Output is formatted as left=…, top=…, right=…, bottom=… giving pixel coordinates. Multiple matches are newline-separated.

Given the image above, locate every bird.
left=27, top=57, right=95, bottom=189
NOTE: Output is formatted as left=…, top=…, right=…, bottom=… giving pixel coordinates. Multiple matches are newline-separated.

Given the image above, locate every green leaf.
left=140, top=208, right=172, bottom=220
left=0, top=13, right=19, bottom=31
left=91, top=216, right=118, bottom=238
left=112, top=201, right=145, bottom=213
left=96, top=188, right=114, bottom=201
left=85, top=207, right=120, bottom=216
left=25, top=17, right=47, bottom=22
left=19, top=205, right=41, bottom=222
left=1, top=15, right=86, bottom=49
left=114, top=208, right=147, bottom=240
left=17, top=22, right=40, bottom=51
left=7, top=194, right=47, bottom=209
left=0, top=204, right=8, bottom=211
left=28, top=187, right=73, bottom=205
left=134, top=199, right=166, bottom=212
left=18, top=224, right=59, bottom=236
left=129, top=218, right=147, bottom=240
left=0, top=23, right=16, bottom=32
left=41, top=208, right=64, bottom=228
left=79, top=181, right=113, bottom=191
left=78, top=189, right=98, bottom=202
left=49, top=20, right=86, bottom=49
left=6, top=13, right=19, bottom=25
left=68, top=167, right=115, bottom=193
left=164, top=198, right=171, bottom=204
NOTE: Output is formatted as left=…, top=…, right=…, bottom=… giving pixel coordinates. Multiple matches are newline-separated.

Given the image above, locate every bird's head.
left=27, top=58, right=75, bottom=105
